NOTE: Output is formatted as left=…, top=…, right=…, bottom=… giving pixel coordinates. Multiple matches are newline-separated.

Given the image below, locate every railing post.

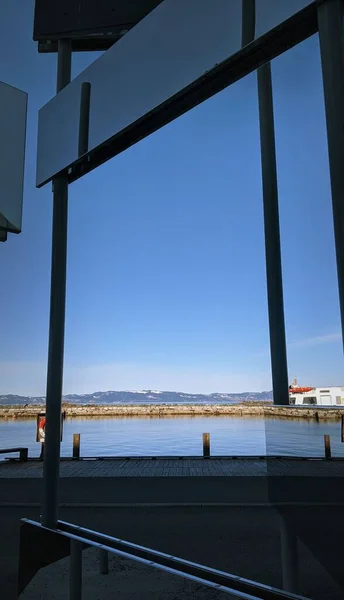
left=203, top=433, right=210, bottom=458
left=73, top=434, right=80, bottom=459
left=324, top=434, right=331, bottom=459
left=69, top=540, right=82, bottom=600
left=280, top=516, right=299, bottom=594
left=99, top=549, right=109, bottom=575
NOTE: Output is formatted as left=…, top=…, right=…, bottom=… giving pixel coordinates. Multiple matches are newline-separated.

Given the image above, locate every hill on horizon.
left=0, top=389, right=273, bottom=406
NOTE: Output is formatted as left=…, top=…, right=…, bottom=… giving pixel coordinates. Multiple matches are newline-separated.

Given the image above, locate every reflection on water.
left=0, top=415, right=343, bottom=460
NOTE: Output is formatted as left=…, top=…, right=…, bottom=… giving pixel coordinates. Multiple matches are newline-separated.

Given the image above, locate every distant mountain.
left=0, top=390, right=273, bottom=406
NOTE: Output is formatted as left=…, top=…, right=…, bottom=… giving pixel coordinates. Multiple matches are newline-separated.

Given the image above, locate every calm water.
left=1, top=416, right=344, bottom=460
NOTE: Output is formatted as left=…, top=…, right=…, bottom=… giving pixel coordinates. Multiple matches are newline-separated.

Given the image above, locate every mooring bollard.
left=73, top=434, right=80, bottom=459
left=203, top=433, right=210, bottom=458
left=99, top=549, right=109, bottom=575
left=341, top=415, right=344, bottom=443
left=324, top=434, right=331, bottom=459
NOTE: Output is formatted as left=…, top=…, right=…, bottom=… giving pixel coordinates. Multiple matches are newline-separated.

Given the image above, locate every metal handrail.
left=22, top=519, right=311, bottom=600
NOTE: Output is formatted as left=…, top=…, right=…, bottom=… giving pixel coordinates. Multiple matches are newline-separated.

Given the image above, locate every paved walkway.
left=1, top=457, right=343, bottom=478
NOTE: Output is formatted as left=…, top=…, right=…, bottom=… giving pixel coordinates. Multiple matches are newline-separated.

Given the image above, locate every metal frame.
left=33, top=0, right=163, bottom=53
left=317, top=0, right=344, bottom=356
left=64, top=2, right=318, bottom=185
left=257, top=63, right=289, bottom=406
left=21, top=519, right=311, bottom=600
left=37, top=37, right=117, bottom=53
left=37, top=0, right=344, bottom=537
left=242, top=0, right=289, bottom=406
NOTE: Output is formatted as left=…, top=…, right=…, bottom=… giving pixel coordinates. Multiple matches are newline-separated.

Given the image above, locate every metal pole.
left=280, top=516, right=299, bottom=594
left=41, top=39, right=72, bottom=529
left=242, top=0, right=289, bottom=405
left=69, top=540, right=83, bottom=600
left=257, top=62, right=289, bottom=406
left=241, top=0, right=255, bottom=47
left=317, top=0, right=344, bottom=354
left=99, top=549, right=109, bottom=575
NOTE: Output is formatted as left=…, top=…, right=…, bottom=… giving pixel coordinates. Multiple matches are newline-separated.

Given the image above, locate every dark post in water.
left=203, top=433, right=210, bottom=458
left=324, top=434, right=331, bottom=459
left=73, top=433, right=81, bottom=459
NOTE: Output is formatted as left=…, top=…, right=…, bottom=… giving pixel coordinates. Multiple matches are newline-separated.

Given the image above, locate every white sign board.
left=0, top=82, right=27, bottom=234
left=36, top=0, right=313, bottom=188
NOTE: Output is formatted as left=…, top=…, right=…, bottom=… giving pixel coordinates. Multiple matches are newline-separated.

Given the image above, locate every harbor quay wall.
left=0, top=403, right=343, bottom=419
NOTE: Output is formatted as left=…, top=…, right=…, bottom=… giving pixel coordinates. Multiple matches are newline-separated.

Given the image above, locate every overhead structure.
left=36, top=0, right=315, bottom=188
left=33, top=0, right=163, bottom=52
left=0, top=81, right=27, bottom=243
left=34, top=0, right=344, bottom=527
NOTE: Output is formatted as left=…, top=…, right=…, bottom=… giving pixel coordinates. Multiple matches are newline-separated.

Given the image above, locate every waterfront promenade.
left=1, top=456, right=343, bottom=505
left=2, top=455, right=344, bottom=479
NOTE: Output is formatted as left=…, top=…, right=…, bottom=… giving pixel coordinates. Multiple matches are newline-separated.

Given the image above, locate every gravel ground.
left=1, top=505, right=343, bottom=600
left=19, top=546, right=238, bottom=600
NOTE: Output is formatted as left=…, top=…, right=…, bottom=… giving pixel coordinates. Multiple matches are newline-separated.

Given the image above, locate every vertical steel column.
left=41, top=39, right=72, bottom=529
left=280, top=516, right=299, bottom=593
left=317, top=0, right=344, bottom=352
left=241, top=0, right=255, bottom=47
left=257, top=62, right=289, bottom=406
left=242, top=0, right=289, bottom=405
left=69, top=540, right=83, bottom=600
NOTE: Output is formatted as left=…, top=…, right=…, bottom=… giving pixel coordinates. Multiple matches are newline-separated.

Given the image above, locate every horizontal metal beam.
left=67, top=1, right=317, bottom=185
left=37, top=38, right=117, bottom=53
left=33, top=0, right=163, bottom=52
left=21, top=519, right=311, bottom=600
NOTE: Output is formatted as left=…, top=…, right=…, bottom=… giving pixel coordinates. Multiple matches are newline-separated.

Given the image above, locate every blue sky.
left=0, top=0, right=343, bottom=395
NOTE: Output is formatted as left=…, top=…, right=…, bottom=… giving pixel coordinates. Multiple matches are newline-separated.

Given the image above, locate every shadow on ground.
left=2, top=505, right=344, bottom=600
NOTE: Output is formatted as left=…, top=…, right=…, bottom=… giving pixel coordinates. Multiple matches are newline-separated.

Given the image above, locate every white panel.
left=36, top=0, right=242, bottom=187
left=36, top=0, right=314, bottom=188
left=0, top=82, right=27, bottom=232
left=255, top=0, right=313, bottom=38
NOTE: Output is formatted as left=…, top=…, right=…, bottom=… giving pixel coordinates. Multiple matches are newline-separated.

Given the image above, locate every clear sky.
left=0, top=0, right=343, bottom=396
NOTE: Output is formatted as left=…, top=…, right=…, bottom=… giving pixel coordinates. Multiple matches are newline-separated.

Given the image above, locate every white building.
left=289, top=386, right=344, bottom=406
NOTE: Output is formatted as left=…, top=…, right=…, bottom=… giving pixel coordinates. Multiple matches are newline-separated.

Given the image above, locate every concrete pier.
left=2, top=404, right=344, bottom=419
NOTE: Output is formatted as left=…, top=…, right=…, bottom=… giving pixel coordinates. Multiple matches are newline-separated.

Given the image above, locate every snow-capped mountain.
left=0, top=390, right=273, bottom=405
